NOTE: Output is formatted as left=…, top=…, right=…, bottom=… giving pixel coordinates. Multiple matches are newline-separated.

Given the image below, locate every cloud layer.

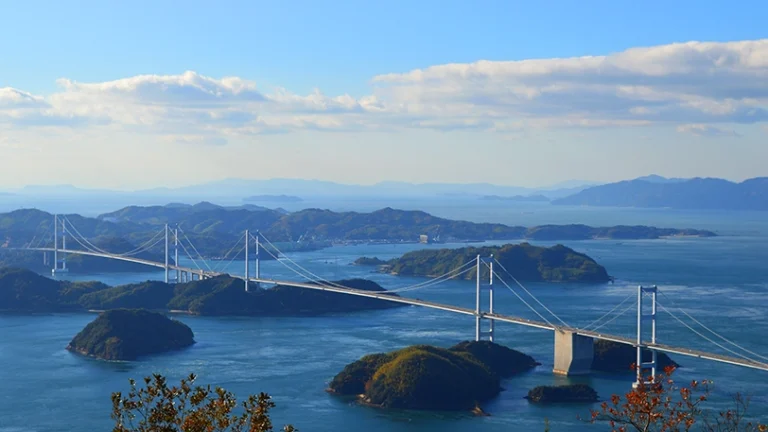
left=2, top=39, right=768, bottom=141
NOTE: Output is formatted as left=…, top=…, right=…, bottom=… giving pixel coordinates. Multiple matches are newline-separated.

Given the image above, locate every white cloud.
left=676, top=123, right=740, bottom=137
left=3, top=39, right=768, bottom=140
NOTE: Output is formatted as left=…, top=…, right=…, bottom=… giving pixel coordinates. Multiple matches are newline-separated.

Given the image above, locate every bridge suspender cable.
left=490, top=268, right=557, bottom=329
left=211, top=232, right=246, bottom=273
left=492, top=258, right=570, bottom=327
left=176, top=227, right=213, bottom=273
left=657, top=290, right=768, bottom=362
left=60, top=215, right=166, bottom=257
left=174, top=235, right=207, bottom=273
left=656, top=300, right=758, bottom=363
left=254, top=232, right=352, bottom=290
left=387, top=262, right=476, bottom=293
left=580, top=291, right=637, bottom=331
left=255, top=231, right=478, bottom=294
left=589, top=300, right=638, bottom=332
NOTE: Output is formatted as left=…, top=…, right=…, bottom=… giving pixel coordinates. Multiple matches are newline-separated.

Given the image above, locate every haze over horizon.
left=2, top=0, right=768, bottom=189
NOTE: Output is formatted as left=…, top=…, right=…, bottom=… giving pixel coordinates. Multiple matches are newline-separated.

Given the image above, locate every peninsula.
left=356, top=243, right=611, bottom=283
left=0, top=268, right=404, bottom=315
left=328, top=341, right=539, bottom=411
left=67, top=309, right=194, bottom=361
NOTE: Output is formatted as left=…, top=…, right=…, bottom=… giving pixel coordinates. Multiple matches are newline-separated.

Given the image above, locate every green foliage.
left=525, top=224, right=715, bottom=240
left=592, top=340, right=679, bottom=373
left=68, top=309, right=194, bottom=360
left=0, top=267, right=103, bottom=311
left=78, top=281, right=174, bottom=310
left=386, top=243, right=610, bottom=283
left=353, top=257, right=388, bottom=266
left=328, top=353, right=395, bottom=395
left=0, top=268, right=403, bottom=316
left=450, top=340, right=540, bottom=376
left=171, top=276, right=403, bottom=316
left=0, top=206, right=713, bottom=275
left=526, top=384, right=598, bottom=404
left=111, top=373, right=296, bottom=432
left=329, top=341, right=538, bottom=411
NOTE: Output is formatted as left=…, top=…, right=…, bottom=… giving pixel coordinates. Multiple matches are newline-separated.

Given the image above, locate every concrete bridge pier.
left=553, top=330, right=594, bottom=376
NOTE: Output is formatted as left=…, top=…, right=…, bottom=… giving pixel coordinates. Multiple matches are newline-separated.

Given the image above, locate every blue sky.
left=1, top=1, right=767, bottom=189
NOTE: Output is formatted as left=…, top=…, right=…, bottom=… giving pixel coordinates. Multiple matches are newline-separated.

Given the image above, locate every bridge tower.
left=244, top=230, right=261, bottom=292
left=634, top=285, right=658, bottom=388
left=174, top=226, right=179, bottom=283
left=164, top=224, right=169, bottom=283
left=52, top=214, right=68, bottom=275
left=475, top=255, right=495, bottom=342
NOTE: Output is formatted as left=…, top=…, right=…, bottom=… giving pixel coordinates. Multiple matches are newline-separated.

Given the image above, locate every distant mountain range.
left=554, top=177, right=768, bottom=210
left=1, top=178, right=597, bottom=201
left=3, top=175, right=767, bottom=212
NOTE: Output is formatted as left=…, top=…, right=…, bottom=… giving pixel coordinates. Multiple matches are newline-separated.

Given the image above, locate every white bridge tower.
left=475, top=254, right=494, bottom=342
left=52, top=214, right=68, bottom=275
left=634, top=285, right=659, bottom=388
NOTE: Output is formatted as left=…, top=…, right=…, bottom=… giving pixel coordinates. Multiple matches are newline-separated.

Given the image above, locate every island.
left=0, top=206, right=716, bottom=273
left=328, top=341, right=539, bottom=412
left=67, top=309, right=194, bottom=360
left=526, top=384, right=598, bottom=404
left=592, top=340, right=679, bottom=373
left=0, top=267, right=405, bottom=316
left=356, top=243, right=611, bottom=283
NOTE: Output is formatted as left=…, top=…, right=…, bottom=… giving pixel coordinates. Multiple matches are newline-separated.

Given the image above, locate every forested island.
left=328, top=341, right=539, bottom=411
left=592, top=340, right=679, bottom=373
left=0, top=205, right=714, bottom=265
left=67, top=309, right=195, bottom=360
left=526, top=384, right=598, bottom=404
left=0, top=267, right=403, bottom=315
left=356, top=243, right=611, bottom=283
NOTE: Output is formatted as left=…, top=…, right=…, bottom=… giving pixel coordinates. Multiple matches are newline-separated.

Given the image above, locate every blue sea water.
left=0, top=203, right=767, bottom=431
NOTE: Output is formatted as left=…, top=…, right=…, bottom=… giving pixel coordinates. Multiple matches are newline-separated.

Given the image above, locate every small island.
left=592, top=340, right=679, bottom=373
left=67, top=309, right=195, bottom=361
left=526, top=384, right=598, bottom=404
left=328, top=341, right=539, bottom=412
left=356, top=243, right=611, bottom=283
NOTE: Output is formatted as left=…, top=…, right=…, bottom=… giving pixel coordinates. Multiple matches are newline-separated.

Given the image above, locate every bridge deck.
left=14, top=247, right=768, bottom=373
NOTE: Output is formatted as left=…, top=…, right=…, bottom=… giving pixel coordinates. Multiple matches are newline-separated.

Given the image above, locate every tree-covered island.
left=356, top=243, right=611, bottom=283
left=0, top=206, right=714, bottom=273
left=0, top=267, right=405, bottom=315
left=328, top=341, right=539, bottom=412
left=67, top=309, right=195, bottom=360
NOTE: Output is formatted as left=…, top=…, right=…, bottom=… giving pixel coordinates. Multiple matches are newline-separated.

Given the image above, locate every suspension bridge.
left=10, top=214, right=768, bottom=386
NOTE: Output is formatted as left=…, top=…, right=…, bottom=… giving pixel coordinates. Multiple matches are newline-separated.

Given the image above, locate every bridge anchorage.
left=15, top=214, right=768, bottom=386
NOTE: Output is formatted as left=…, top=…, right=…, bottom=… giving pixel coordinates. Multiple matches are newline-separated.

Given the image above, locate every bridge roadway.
left=16, top=247, right=768, bottom=373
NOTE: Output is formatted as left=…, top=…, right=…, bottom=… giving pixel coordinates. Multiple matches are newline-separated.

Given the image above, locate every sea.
left=0, top=200, right=767, bottom=431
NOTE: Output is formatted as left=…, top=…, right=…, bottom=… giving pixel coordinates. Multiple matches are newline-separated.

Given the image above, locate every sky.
left=1, top=0, right=768, bottom=190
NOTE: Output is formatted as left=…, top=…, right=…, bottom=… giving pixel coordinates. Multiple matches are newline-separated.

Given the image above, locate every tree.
left=589, top=366, right=766, bottom=432
left=111, top=373, right=296, bottom=432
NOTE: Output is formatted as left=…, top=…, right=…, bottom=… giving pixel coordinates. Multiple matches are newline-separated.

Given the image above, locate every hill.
left=553, top=177, right=768, bottom=210
left=358, top=243, right=611, bottom=283
left=67, top=309, right=194, bottom=360
left=328, top=341, right=538, bottom=411
left=0, top=268, right=404, bottom=316
left=0, top=206, right=714, bottom=274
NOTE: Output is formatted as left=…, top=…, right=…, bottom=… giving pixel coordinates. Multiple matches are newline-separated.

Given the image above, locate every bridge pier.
left=553, top=330, right=594, bottom=376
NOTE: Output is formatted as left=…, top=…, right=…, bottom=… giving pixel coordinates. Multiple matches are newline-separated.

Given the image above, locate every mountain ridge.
left=553, top=177, right=768, bottom=210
